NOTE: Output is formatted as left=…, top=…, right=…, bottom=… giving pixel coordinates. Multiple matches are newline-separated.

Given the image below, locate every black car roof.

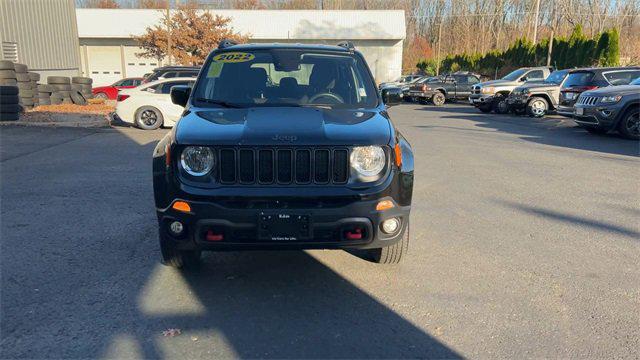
left=568, top=66, right=640, bottom=73
left=217, top=43, right=351, bottom=53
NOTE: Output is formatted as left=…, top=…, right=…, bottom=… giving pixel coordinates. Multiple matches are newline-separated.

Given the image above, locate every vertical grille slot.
left=314, top=149, right=330, bottom=184
left=238, top=149, right=255, bottom=183
left=219, top=149, right=236, bottom=183
left=295, top=149, right=311, bottom=183
left=333, top=149, right=349, bottom=183
left=277, top=149, right=293, bottom=183
left=258, top=150, right=274, bottom=183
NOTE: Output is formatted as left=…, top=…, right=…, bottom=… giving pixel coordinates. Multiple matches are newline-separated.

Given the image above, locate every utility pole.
left=532, top=0, right=541, bottom=44
left=435, top=16, right=443, bottom=76
left=166, top=0, right=172, bottom=66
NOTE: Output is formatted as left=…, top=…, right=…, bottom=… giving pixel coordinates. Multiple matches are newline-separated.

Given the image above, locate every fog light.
left=381, top=218, right=400, bottom=234
left=169, top=221, right=184, bottom=235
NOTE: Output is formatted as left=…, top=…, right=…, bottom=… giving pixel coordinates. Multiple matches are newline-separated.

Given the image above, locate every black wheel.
left=493, top=95, right=509, bottom=114
left=70, top=90, right=87, bottom=105
left=13, top=63, right=27, bottom=73
left=526, top=96, right=548, bottom=117
left=367, top=221, right=409, bottom=264
left=431, top=92, right=446, bottom=106
left=478, top=104, right=492, bottom=113
left=47, top=76, right=70, bottom=85
left=617, top=108, right=640, bottom=140
left=513, top=107, right=526, bottom=115
left=94, top=92, right=108, bottom=100
left=0, top=60, right=15, bottom=70
left=0, top=85, right=19, bottom=96
left=136, top=106, right=164, bottom=130
left=0, top=112, right=20, bottom=121
left=585, top=127, right=608, bottom=135
left=72, top=77, right=93, bottom=85
left=159, top=232, right=201, bottom=269
left=0, top=94, right=19, bottom=104
left=0, top=104, right=22, bottom=113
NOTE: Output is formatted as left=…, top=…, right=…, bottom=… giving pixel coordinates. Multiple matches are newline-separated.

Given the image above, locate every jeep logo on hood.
left=272, top=135, right=298, bottom=142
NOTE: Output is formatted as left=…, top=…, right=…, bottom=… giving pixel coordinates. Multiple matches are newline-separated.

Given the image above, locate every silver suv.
left=469, top=67, right=552, bottom=113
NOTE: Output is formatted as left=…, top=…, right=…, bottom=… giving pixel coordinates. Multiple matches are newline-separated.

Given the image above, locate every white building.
left=76, top=9, right=405, bottom=86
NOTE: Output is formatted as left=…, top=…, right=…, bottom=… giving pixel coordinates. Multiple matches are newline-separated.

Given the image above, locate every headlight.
left=481, top=86, right=495, bottom=94
left=600, top=95, right=622, bottom=104
left=520, top=88, right=530, bottom=94
left=350, top=146, right=386, bottom=177
left=180, top=146, right=214, bottom=176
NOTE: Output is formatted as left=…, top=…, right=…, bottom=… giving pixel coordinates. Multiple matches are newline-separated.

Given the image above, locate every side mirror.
left=381, top=87, right=402, bottom=107
left=171, top=85, right=191, bottom=107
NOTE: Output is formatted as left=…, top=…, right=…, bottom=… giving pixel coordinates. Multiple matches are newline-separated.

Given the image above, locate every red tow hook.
left=345, top=228, right=363, bottom=240
left=206, top=230, right=224, bottom=242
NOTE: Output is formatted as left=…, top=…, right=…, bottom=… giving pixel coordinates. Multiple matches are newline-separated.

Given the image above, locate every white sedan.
left=114, top=77, right=196, bottom=130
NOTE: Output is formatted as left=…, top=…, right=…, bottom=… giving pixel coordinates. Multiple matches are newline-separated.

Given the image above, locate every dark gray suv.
left=573, top=77, right=640, bottom=139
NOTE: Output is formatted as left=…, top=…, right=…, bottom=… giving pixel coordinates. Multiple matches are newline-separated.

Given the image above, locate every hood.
left=583, top=85, right=639, bottom=96
left=477, top=79, right=513, bottom=87
left=175, top=107, right=391, bottom=146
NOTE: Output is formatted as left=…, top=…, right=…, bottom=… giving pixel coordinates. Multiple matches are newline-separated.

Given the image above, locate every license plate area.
left=259, top=212, right=310, bottom=241
left=575, top=107, right=584, bottom=115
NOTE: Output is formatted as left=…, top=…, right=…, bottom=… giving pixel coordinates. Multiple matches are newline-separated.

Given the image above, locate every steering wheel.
left=308, top=92, right=344, bottom=104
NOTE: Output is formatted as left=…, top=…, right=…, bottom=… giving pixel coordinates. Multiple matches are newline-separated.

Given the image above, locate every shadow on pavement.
left=413, top=105, right=639, bottom=157
left=0, top=125, right=460, bottom=359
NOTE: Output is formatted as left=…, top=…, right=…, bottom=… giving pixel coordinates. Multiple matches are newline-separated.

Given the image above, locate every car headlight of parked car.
left=481, top=86, right=495, bottom=94
left=350, top=146, right=386, bottom=177
left=181, top=146, right=215, bottom=176
left=600, top=95, right=622, bottom=104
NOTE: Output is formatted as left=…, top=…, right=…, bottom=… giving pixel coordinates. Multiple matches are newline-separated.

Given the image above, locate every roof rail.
left=337, top=41, right=355, bottom=51
left=218, top=39, right=238, bottom=49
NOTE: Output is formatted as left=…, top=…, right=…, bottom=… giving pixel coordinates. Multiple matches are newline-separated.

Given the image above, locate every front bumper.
left=157, top=195, right=410, bottom=251
left=469, top=94, right=494, bottom=106
left=572, top=104, right=619, bottom=130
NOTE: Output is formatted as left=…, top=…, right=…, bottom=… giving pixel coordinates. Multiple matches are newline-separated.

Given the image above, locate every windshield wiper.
left=194, top=98, right=243, bottom=108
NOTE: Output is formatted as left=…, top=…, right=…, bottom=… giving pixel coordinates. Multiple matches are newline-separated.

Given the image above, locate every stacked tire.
left=29, top=72, right=40, bottom=107
left=0, top=86, right=21, bottom=122
left=47, top=76, right=72, bottom=105
left=0, top=60, right=18, bottom=87
left=14, top=63, right=37, bottom=110
left=38, top=84, right=55, bottom=105
left=72, top=77, right=93, bottom=100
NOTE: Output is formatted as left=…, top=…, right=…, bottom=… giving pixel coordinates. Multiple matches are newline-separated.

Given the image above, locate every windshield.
left=502, top=69, right=528, bottom=81
left=545, top=70, right=568, bottom=84
left=192, top=49, right=378, bottom=109
left=631, top=77, right=640, bottom=85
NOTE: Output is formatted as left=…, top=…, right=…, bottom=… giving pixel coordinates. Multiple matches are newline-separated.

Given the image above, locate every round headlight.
left=180, top=146, right=214, bottom=176
left=350, top=146, right=386, bottom=177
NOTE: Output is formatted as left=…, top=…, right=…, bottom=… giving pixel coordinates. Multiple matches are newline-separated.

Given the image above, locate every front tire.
left=493, top=94, right=509, bottom=114
left=526, top=96, right=549, bottom=117
left=135, top=106, right=163, bottom=130
left=368, top=221, right=409, bottom=264
left=617, top=108, right=640, bottom=140
left=159, top=232, right=201, bottom=269
left=431, top=92, right=446, bottom=106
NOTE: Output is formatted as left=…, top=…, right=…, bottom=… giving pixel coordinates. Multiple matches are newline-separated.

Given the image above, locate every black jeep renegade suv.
left=152, top=42, right=414, bottom=268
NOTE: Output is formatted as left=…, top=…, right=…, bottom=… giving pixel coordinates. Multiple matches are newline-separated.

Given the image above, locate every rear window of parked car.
left=562, top=72, right=594, bottom=88
left=604, top=70, right=640, bottom=86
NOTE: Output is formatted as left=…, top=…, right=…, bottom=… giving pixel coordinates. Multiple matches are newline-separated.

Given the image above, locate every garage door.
left=86, top=46, right=122, bottom=86
left=124, top=46, right=159, bottom=79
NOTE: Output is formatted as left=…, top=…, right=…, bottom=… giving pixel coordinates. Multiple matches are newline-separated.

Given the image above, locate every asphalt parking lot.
left=1, top=103, right=639, bottom=358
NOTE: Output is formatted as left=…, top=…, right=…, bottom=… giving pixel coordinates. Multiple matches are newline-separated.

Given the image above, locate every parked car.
left=402, top=76, right=435, bottom=101
left=114, top=77, right=196, bottom=130
left=507, top=69, right=569, bottom=117
left=153, top=41, right=414, bottom=268
left=408, top=72, right=481, bottom=106
left=91, top=77, right=143, bottom=100
left=572, top=76, right=640, bottom=139
left=557, top=67, right=640, bottom=117
left=142, top=66, right=201, bottom=84
left=379, top=74, right=422, bottom=89
left=469, top=67, right=552, bottom=113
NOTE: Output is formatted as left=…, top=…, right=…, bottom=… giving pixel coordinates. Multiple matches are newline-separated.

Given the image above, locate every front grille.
left=218, top=147, right=349, bottom=185
left=577, top=95, right=599, bottom=105
left=473, top=86, right=481, bottom=94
